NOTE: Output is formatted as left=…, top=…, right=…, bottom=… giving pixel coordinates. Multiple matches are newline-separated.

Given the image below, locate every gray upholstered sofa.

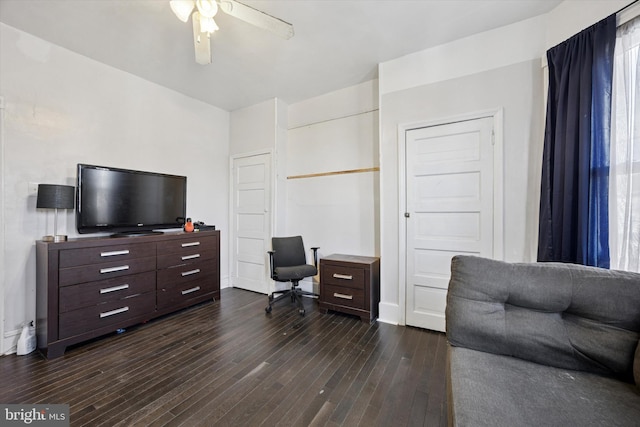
left=445, top=255, right=640, bottom=427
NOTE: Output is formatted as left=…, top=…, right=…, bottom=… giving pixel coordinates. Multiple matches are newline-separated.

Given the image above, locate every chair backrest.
left=272, top=236, right=307, bottom=268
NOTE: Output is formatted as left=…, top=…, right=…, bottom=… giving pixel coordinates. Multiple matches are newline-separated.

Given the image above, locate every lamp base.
left=42, top=235, right=68, bottom=243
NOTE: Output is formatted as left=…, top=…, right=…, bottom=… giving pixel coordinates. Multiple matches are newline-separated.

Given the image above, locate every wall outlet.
left=28, top=182, right=38, bottom=196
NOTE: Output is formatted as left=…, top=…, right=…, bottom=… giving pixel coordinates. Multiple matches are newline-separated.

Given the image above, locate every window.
left=609, top=16, right=640, bottom=272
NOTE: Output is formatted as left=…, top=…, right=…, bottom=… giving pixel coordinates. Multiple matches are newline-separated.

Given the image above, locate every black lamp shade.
left=37, top=184, right=75, bottom=209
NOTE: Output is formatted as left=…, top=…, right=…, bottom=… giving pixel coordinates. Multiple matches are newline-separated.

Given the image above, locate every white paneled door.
left=405, top=117, right=495, bottom=332
left=231, top=153, right=271, bottom=294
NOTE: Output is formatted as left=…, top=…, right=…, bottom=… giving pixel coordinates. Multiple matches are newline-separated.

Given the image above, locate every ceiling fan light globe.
left=196, top=0, right=218, bottom=18
left=170, top=0, right=195, bottom=22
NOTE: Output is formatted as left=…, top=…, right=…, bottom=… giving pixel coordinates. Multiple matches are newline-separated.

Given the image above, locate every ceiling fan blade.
left=217, top=0, right=294, bottom=39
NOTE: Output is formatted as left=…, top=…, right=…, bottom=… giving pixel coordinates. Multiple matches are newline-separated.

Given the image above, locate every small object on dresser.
left=184, top=218, right=194, bottom=232
left=194, top=221, right=215, bottom=231
left=36, top=184, right=75, bottom=242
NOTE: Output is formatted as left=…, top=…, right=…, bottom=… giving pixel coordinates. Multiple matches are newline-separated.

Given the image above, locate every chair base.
left=266, top=281, right=317, bottom=316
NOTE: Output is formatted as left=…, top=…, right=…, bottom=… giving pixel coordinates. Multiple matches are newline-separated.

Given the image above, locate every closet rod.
left=287, top=167, right=379, bottom=180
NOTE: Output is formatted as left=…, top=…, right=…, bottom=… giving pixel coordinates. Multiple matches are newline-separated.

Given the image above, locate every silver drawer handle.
left=182, top=254, right=200, bottom=261
left=100, top=306, right=129, bottom=318
left=100, top=250, right=130, bottom=257
left=100, top=265, right=129, bottom=274
left=333, top=293, right=353, bottom=300
left=181, top=242, right=200, bottom=247
left=181, top=269, right=201, bottom=277
left=100, top=284, right=130, bottom=294
left=333, top=274, right=353, bottom=280
left=181, top=286, right=201, bottom=295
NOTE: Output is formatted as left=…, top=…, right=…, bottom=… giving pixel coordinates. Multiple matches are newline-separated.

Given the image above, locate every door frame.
left=228, top=149, right=275, bottom=293
left=397, top=109, right=504, bottom=326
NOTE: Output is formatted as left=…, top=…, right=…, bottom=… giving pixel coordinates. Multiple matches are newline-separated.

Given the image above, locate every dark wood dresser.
left=36, top=230, right=220, bottom=358
left=318, top=254, right=380, bottom=323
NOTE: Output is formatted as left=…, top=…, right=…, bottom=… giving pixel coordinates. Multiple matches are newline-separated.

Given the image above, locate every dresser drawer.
left=59, top=256, right=156, bottom=287
left=321, top=284, right=365, bottom=309
left=59, top=271, right=156, bottom=313
left=157, top=235, right=216, bottom=255
left=59, top=243, right=156, bottom=268
left=156, top=260, right=217, bottom=288
left=59, top=292, right=155, bottom=339
left=157, top=248, right=216, bottom=269
left=156, top=275, right=216, bottom=309
left=322, top=264, right=365, bottom=290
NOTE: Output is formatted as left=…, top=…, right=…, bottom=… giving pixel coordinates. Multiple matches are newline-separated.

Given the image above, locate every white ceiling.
left=0, top=0, right=563, bottom=111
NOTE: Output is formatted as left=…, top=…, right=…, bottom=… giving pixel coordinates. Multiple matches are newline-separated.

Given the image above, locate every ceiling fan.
left=169, top=0, right=294, bottom=65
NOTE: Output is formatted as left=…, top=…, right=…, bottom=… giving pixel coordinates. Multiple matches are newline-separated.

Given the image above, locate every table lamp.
left=36, top=184, right=75, bottom=242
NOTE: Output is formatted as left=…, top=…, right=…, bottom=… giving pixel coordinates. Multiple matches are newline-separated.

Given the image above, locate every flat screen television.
left=76, top=164, right=187, bottom=236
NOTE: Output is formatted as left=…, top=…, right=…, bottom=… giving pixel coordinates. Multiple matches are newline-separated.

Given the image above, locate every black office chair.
left=266, top=236, right=318, bottom=316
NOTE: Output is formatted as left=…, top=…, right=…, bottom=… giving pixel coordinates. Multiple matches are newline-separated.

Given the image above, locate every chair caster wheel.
left=299, top=309, right=305, bottom=316
left=265, top=306, right=272, bottom=314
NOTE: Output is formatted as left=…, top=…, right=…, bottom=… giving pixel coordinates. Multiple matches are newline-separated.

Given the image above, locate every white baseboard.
left=3, top=328, right=20, bottom=355
left=377, top=301, right=399, bottom=325
left=220, top=275, right=230, bottom=289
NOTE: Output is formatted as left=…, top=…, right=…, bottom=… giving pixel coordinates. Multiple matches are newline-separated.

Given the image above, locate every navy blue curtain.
left=538, top=15, right=616, bottom=267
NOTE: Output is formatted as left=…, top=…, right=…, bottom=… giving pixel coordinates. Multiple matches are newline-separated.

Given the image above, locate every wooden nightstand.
left=318, top=254, right=380, bottom=323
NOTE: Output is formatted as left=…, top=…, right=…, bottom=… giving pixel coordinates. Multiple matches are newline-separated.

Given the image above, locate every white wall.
left=275, top=99, right=289, bottom=236
left=229, top=99, right=277, bottom=157
left=2, top=1, right=628, bottom=352
left=545, top=0, right=629, bottom=49
left=228, top=98, right=283, bottom=291
left=378, top=16, right=547, bottom=325
left=376, top=0, right=632, bottom=325
left=229, top=82, right=380, bottom=294
left=0, top=23, right=230, bottom=354
left=0, top=96, right=5, bottom=357
left=228, top=84, right=379, bottom=295
left=287, top=80, right=380, bottom=271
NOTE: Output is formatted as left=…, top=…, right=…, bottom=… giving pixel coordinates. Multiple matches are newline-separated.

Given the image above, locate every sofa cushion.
left=446, top=255, right=640, bottom=381
left=447, top=345, right=640, bottom=427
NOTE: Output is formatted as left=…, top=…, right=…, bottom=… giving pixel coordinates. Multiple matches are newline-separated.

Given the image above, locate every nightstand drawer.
left=59, top=256, right=156, bottom=287
left=59, top=243, right=156, bottom=268
left=59, top=292, right=155, bottom=339
left=322, top=284, right=365, bottom=309
left=59, top=271, right=156, bottom=313
left=322, top=265, right=365, bottom=290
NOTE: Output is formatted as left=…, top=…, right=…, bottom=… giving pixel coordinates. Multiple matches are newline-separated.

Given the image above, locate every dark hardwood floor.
left=0, top=288, right=448, bottom=426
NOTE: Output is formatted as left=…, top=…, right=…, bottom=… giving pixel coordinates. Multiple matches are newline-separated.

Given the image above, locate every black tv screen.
left=76, top=164, right=186, bottom=235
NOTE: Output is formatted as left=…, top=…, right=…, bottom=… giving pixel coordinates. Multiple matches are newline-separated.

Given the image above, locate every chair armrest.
left=311, top=247, right=319, bottom=268
left=267, top=250, right=276, bottom=280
